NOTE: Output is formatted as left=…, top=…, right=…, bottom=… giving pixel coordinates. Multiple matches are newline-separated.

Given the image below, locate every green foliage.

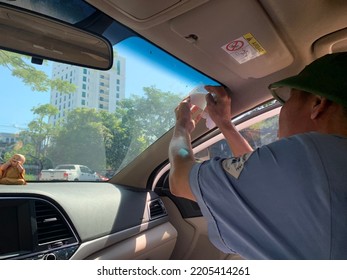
left=31, top=104, right=59, bottom=118
left=117, top=85, right=181, bottom=142
left=98, top=110, right=128, bottom=171
left=114, top=86, right=182, bottom=170
left=0, top=50, right=75, bottom=93
left=24, top=174, right=38, bottom=181
left=50, top=78, right=76, bottom=95
left=46, top=86, right=182, bottom=173
left=47, top=108, right=113, bottom=172
left=15, top=104, right=58, bottom=168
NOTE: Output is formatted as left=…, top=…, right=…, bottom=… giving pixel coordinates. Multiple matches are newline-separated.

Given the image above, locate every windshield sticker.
left=222, top=152, right=253, bottom=179
left=221, top=33, right=266, bottom=64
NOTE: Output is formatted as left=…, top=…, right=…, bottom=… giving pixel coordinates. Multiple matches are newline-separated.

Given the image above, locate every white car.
left=39, top=164, right=100, bottom=181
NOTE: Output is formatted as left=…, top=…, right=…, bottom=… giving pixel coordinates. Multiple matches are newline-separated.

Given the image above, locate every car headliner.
left=86, top=0, right=347, bottom=116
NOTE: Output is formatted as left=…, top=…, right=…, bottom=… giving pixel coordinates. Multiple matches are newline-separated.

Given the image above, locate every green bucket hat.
left=269, top=52, right=347, bottom=107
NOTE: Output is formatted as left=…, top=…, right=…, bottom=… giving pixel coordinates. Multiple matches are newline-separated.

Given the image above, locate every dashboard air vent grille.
left=34, top=200, right=74, bottom=245
left=149, top=199, right=166, bottom=220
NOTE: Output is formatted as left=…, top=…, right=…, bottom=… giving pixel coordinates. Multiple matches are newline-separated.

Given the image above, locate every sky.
left=1, top=37, right=218, bottom=134
left=0, top=63, right=50, bottom=133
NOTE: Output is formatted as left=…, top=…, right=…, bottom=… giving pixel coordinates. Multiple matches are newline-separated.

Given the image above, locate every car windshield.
left=0, top=1, right=219, bottom=182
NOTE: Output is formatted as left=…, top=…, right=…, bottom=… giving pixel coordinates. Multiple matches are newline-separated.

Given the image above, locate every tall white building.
left=49, top=56, right=125, bottom=125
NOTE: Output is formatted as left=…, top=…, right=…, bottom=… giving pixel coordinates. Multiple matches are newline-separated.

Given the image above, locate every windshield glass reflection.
left=1, top=35, right=218, bottom=182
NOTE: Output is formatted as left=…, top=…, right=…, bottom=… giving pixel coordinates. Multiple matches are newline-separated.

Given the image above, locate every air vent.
left=34, top=200, right=75, bottom=245
left=149, top=199, right=167, bottom=220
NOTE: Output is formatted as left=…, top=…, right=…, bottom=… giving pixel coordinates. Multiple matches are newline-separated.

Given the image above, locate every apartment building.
left=49, top=56, right=125, bottom=125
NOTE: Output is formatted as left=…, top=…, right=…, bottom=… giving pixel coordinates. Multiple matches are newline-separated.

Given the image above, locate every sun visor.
left=86, top=0, right=209, bottom=29
left=170, top=0, right=293, bottom=79
left=101, top=0, right=181, bottom=20
left=314, top=28, right=347, bottom=58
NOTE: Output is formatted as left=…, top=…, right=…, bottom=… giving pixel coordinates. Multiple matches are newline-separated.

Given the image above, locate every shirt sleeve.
left=190, top=160, right=234, bottom=253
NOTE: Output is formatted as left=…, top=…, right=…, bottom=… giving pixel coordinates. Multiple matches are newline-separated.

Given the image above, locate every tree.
left=17, top=104, right=58, bottom=169
left=47, top=86, right=182, bottom=173
left=123, top=86, right=182, bottom=142
left=0, top=50, right=76, bottom=170
left=47, top=108, right=109, bottom=172
left=114, top=86, right=182, bottom=170
left=2, top=104, right=58, bottom=175
left=0, top=50, right=75, bottom=94
left=98, top=110, right=130, bottom=172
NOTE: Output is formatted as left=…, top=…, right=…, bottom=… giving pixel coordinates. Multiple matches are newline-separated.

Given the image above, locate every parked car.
left=39, top=164, right=100, bottom=181
left=95, top=172, right=109, bottom=182
left=0, top=0, right=346, bottom=263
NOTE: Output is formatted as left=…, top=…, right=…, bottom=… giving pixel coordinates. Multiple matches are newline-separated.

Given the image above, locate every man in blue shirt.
left=169, top=52, right=347, bottom=259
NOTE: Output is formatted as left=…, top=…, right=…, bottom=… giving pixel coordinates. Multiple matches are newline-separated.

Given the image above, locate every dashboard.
left=0, top=183, right=177, bottom=260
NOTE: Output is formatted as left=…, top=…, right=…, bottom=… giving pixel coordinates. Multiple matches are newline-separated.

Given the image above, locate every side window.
left=195, top=109, right=279, bottom=161
left=239, top=114, right=279, bottom=149
left=80, top=166, right=88, bottom=173
left=81, top=166, right=93, bottom=174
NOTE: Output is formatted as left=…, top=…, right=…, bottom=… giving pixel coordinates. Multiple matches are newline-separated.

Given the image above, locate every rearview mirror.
left=0, top=4, right=113, bottom=70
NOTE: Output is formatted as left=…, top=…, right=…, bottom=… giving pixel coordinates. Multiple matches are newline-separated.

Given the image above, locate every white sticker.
left=222, top=152, right=253, bottom=179
left=221, top=33, right=266, bottom=64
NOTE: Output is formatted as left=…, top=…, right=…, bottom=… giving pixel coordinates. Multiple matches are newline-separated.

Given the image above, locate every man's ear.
left=311, top=96, right=331, bottom=119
